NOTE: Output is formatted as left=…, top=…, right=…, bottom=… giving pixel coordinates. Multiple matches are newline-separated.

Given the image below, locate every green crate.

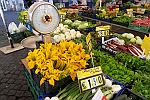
left=23, top=67, right=45, bottom=100
left=128, top=24, right=149, bottom=32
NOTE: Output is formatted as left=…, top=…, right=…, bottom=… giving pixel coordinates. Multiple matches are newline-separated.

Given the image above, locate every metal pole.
left=0, top=4, right=14, bottom=48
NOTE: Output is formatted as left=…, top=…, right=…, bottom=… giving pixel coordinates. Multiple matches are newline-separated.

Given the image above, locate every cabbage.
left=130, top=38, right=136, bottom=43
left=136, top=39, right=143, bottom=45
left=78, top=25, right=87, bottom=30
left=83, top=22, right=89, bottom=27
left=64, top=19, right=72, bottom=25
left=135, top=36, right=141, bottom=40
left=121, top=33, right=128, bottom=37
left=126, top=33, right=134, bottom=39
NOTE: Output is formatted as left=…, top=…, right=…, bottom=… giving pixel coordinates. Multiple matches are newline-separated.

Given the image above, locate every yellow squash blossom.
left=26, top=41, right=90, bottom=86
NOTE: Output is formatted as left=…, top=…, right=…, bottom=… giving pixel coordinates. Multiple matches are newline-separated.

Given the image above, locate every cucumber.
left=82, top=91, right=91, bottom=100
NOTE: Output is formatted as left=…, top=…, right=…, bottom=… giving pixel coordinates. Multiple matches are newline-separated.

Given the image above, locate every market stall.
left=18, top=1, right=150, bottom=100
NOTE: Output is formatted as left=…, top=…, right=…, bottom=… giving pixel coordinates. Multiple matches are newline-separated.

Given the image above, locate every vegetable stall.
left=19, top=1, right=150, bottom=100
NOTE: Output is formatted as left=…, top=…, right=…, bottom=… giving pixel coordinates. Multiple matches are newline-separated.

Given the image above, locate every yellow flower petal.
left=40, top=78, right=46, bottom=85
left=28, top=61, right=35, bottom=69
left=49, top=78, right=55, bottom=86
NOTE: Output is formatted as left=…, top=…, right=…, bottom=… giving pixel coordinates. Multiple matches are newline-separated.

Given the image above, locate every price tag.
left=77, top=66, right=105, bottom=93
left=96, top=25, right=111, bottom=37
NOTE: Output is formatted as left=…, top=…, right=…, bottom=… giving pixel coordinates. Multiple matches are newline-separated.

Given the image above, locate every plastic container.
left=10, top=32, right=26, bottom=43
left=23, top=66, right=44, bottom=100
left=128, top=24, right=149, bottom=32
left=114, top=88, right=146, bottom=100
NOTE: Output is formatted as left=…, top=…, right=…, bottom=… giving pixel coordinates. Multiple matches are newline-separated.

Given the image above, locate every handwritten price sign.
left=96, top=25, right=111, bottom=37
left=77, top=66, right=105, bottom=93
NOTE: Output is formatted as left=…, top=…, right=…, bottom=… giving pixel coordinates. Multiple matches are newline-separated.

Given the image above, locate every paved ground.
left=0, top=11, right=33, bottom=100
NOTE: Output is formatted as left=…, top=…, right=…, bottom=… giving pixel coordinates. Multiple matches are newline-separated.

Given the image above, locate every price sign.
left=96, top=25, right=111, bottom=37
left=77, top=66, right=105, bottom=93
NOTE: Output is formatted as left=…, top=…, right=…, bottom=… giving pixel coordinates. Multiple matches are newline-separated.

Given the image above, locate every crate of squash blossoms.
left=24, top=23, right=90, bottom=99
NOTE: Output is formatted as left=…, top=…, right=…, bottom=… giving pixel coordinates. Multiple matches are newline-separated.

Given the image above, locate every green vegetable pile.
left=93, top=49, right=150, bottom=99
left=112, top=16, right=133, bottom=26
left=73, top=33, right=150, bottom=99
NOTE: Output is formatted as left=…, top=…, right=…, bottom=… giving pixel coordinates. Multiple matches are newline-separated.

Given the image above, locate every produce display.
left=112, top=16, right=133, bottom=27
left=103, top=33, right=145, bottom=58
left=63, top=19, right=96, bottom=30
left=96, top=9, right=115, bottom=20
left=103, top=37, right=144, bottom=58
left=131, top=17, right=150, bottom=27
left=23, top=4, right=150, bottom=100
left=56, top=77, right=122, bottom=100
left=52, top=23, right=82, bottom=42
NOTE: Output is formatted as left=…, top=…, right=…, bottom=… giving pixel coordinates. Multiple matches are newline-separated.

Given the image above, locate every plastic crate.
left=128, top=24, right=149, bottom=32
left=112, top=21, right=130, bottom=27
left=10, top=32, right=26, bottom=43
left=23, top=67, right=45, bottom=100
left=114, top=88, right=146, bottom=100
left=24, top=67, right=73, bottom=99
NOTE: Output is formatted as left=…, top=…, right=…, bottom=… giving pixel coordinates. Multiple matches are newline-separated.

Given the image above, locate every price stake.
left=77, top=66, right=105, bottom=93
left=86, top=33, right=94, bottom=67
left=86, top=33, right=92, bottom=51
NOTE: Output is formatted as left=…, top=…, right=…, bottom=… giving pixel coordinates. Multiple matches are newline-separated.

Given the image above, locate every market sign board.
left=77, top=66, right=105, bottom=93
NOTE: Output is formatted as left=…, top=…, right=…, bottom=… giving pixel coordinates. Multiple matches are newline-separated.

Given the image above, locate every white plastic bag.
left=18, top=23, right=27, bottom=32
left=8, top=22, right=19, bottom=34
